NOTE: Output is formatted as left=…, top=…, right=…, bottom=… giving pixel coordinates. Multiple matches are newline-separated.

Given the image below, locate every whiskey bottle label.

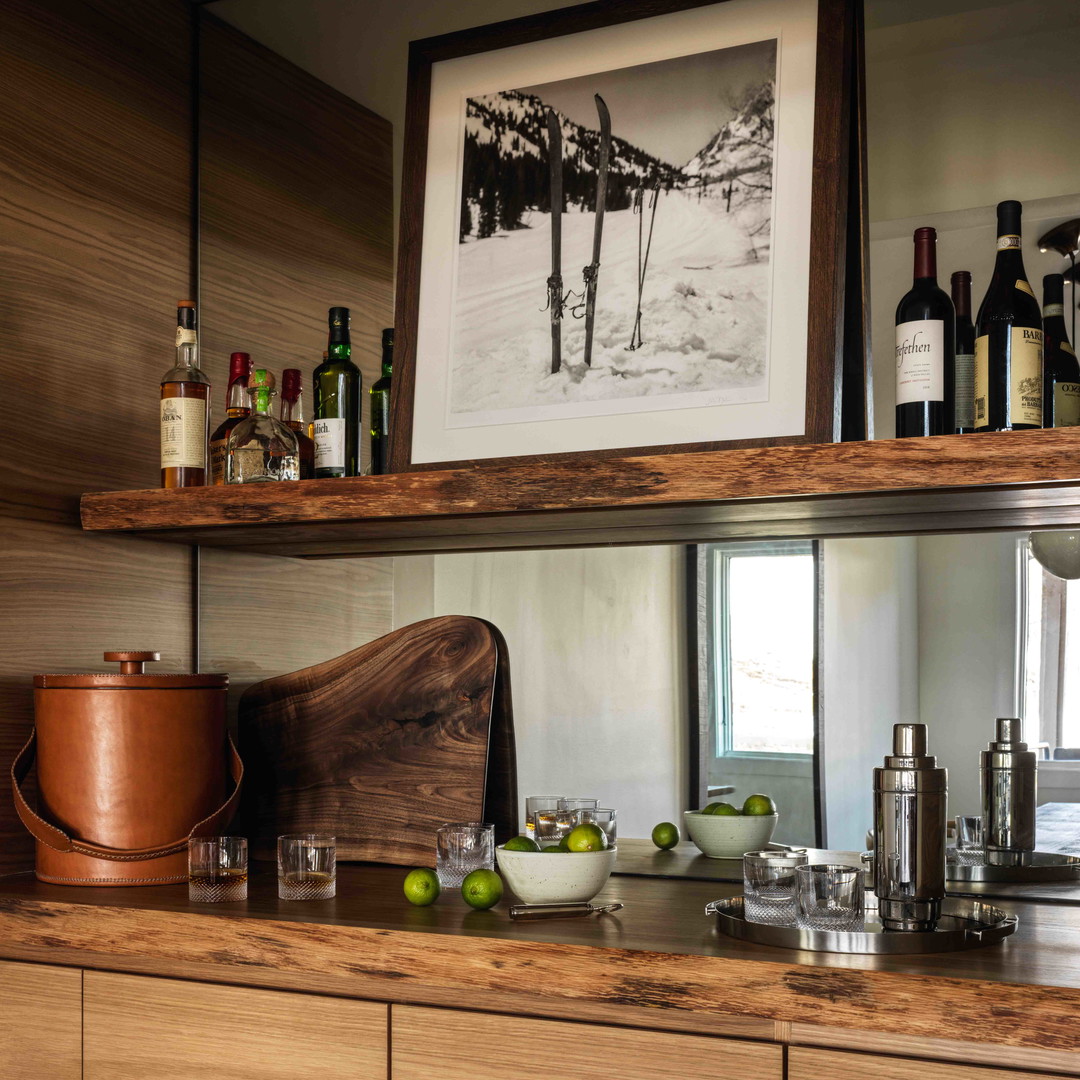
left=974, top=335, right=989, bottom=427
left=1053, top=382, right=1080, bottom=427
left=314, top=417, right=345, bottom=470
left=954, top=351, right=975, bottom=429
left=895, top=319, right=944, bottom=405
left=160, top=397, right=206, bottom=469
left=1010, top=326, right=1043, bottom=427
left=209, top=437, right=228, bottom=485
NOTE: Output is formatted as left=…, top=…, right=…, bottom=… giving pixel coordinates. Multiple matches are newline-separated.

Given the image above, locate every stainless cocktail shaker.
left=873, top=723, right=947, bottom=931
left=981, top=718, right=1037, bottom=867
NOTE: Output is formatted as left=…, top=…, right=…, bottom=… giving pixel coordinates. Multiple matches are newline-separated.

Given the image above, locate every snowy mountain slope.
left=682, top=82, right=774, bottom=197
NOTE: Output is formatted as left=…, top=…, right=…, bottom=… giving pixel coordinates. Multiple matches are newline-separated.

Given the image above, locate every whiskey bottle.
left=280, top=368, right=316, bottom=479
left=225, top=369, right=300, bottom=483
left=160, top=301, right=210, bottom=488
left=209, top=351, right=252, bottom=485
left=369, top=328, right=393, bottom=474
left=313, top=307, right=361, bottom=478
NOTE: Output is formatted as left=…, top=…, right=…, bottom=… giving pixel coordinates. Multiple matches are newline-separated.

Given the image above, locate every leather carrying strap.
left=11, top=729, right=244, bottom=862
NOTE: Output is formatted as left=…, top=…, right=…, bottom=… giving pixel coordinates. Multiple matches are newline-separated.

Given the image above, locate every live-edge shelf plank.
left=80, top=430, right=1080, bottom=558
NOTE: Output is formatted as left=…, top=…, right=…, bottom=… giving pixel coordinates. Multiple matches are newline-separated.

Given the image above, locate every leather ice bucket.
left=11, top=651, right=242, bottom=886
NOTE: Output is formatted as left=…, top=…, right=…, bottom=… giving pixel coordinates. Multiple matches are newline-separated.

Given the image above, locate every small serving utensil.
left=509, top=902, right=623, bottom=921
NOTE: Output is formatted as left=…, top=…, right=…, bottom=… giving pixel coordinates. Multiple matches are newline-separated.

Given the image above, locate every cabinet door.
left=393, top=1004, right=783, bottom=1080
left=789, top=1047, right=1078, bottom=1080
left=0, top=959, right=81, bottom=1079
left=84, top=971, right=387, bottom=1080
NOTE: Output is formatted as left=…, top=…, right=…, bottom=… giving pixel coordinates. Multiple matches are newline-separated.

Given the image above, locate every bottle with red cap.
left=279, top=368, right=316, bottom=479
left=209, top=352, right=253, bottom=485
left=894, top=227, right=955, bottom=438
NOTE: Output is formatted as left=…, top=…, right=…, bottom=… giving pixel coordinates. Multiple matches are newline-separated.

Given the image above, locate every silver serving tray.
left=706, top=892, right=1017, bottom=954
left=945, top=849, right=1080, bottom=883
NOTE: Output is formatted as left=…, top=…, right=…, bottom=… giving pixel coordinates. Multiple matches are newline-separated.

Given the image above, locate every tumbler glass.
left=188, top=836, right=248, bottom=902
left=277, top=834, right=336, bottom=900
left=954, top=815, right=985, bottom=865
left=436, top=822, right=494, bottom=888
left=794, top=863, right=865, bottom=932
left=559, top=797, right=600, bottom=813
left=534, top=810, right=575, bottom=848
left=742, top=849, right=808, bottom=925
left=524, top=796, right=564, bottom=840
left=572, top=807, right=617, bottom=845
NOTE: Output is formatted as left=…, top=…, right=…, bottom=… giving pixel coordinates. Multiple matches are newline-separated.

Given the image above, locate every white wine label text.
left=997, top=234, right=1021, bottom=251
left=160, top=396, right=206, bottom=469
left=1054, top=383, right=1080, bottom=427
left=895, top=320, right=944, bottom=406
left=314, top=417, right=346, bottom=470
left=1044, top=303, right=1065, bottom=318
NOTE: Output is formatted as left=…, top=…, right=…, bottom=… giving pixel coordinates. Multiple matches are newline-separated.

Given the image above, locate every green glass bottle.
left=369, top=327, right=393, bottom=475
left=313, top=306, right=361, bottom=478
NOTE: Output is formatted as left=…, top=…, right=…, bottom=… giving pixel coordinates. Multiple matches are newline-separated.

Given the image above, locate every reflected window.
left=709, top=541, right=816, bottom=757
left=1020, top=539, right=1080, bottom=752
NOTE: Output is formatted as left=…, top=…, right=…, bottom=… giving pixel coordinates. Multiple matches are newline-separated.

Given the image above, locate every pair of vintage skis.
left=545, top=94, right=610, bottom=374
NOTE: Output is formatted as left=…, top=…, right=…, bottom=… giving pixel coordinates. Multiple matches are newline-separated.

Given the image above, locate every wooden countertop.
left=3, top=862, right=1080, bottom=1053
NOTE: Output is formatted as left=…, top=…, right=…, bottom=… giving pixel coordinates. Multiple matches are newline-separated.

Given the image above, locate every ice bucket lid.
left=34, top=651, right=228, bottom=690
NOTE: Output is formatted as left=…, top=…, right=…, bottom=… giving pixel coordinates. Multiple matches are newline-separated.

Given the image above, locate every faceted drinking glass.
left=742, top=849, right=808, bottom=926
left=524, top=796, right=564, bottom=841
left=188, top=836, right=248, bottom=902
left=794, top=863, right=865, bottom=932
left=277, top=834, right=336, bottom=900
left=534, top=810, right=576, bottom=849
left=572, top=807, right=617, bottom=845
left=954, top=814, right=985, bottom=865
left=436, top=822, right=494, bottom=888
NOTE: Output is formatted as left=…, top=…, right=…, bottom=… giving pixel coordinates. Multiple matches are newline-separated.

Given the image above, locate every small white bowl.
left=683, top=811, right=778, bottom=859
left=495, top=845, right=617, bottom=904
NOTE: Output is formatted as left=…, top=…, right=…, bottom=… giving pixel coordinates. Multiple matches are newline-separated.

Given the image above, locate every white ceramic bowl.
left=682, top=811, right=778, bottom=859
left=495, top=845, right=617, bottom=904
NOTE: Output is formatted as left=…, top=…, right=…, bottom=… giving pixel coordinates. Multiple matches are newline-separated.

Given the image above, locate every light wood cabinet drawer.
left=790, top=1046, right=1078, bottom=1080
left=84, top=970, right=387, bottom=1079
left=393, top=1004, right=783, bottom=1080
left=0, top=959, right=82, bottom=1079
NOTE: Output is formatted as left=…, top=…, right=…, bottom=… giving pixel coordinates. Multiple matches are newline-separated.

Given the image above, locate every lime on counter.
left=462, top=868, right=503, bottom=910
left=742, top=793, right=777, bottom=816
left=503, top=835, right=541, bottom=852
left=403, top=867, right=440, bottom=906
left=651, top=822, right=680, bottom=850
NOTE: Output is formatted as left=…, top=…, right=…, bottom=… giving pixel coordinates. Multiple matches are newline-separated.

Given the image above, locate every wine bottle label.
left=1044, top=303, right=1065, bottom=317
left=974, top=335, right=989, bottom=427
left=1053, top=383, right=1080, bottom=427
left=314, top=417, right=345, bottom=470
left=1011, top=326, right=1043, bottom=426
left=209, top=437, right=228, bottom=485
left=160, top=397, right=206, bottom=469
left=997, top=234, right=1021, bottom=251
left=954, top=352, right=975, bottom=429
left=175, top=327, right=197, bottom=346
left=1015, top=279, right=1034, bottom=298
left=895, top=319, right=944, bottom=405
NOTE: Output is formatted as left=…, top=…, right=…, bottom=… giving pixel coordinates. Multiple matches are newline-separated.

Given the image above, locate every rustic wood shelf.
left=80, top=430, right=1080, bottom=558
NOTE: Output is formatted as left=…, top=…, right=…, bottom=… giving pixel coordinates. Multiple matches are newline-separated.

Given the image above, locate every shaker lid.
left=34, top=651, right=228, bottom=689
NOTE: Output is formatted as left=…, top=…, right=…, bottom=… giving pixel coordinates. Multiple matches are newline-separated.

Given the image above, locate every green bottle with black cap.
left=313, top=306, right=361, bottom=477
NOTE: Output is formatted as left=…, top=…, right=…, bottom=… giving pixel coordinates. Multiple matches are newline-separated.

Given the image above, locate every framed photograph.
left=390, top=0, right=857, bottom=471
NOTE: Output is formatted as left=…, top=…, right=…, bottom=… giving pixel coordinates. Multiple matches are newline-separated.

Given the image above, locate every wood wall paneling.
left=0, top=960, right=82, bottom=1080
left=84, top=970, right=388, bottom=1080
left=788, top=1046, right=1077, bottom=1080
left=199, top=12, right=394, bottom=475
left=0, top=0, right=195, bottom=874
left=392, top=1004, right=784, bottom=1080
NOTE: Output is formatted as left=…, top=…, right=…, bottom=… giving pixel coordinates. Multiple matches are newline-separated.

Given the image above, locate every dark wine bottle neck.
left=913, top=240, right=937, bottom=281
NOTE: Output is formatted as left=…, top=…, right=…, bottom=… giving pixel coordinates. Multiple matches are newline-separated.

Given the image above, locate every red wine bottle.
left=1043, top=273, right=1080, bottom=427
left=895, top=228, right=955, bottom=438
left=951, top=271, right=975, bottom=434
left=974, top=200, right=1043, bottom=431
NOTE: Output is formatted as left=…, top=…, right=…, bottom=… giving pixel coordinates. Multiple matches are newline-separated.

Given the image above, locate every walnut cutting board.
left=238, top=616, right=517, bottom=864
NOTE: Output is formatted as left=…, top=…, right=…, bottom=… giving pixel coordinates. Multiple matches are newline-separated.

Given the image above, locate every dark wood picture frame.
left=390, top=0, right=860, bottom=474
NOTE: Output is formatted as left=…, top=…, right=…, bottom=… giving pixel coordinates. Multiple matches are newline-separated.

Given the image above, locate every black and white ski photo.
left=449, top=39, right=777, bottom=423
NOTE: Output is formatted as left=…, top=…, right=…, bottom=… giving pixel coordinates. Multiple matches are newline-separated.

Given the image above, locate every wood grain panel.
left=393, top=1004, right=783, bottom=1080
left=199, top=12, right=393, bottom=475
left=0, top=518, right=193, bottom=873
left=84, top=970, right=387, bottom=1080
left=0, top=0, right=192, bottom=520
left=0, top=960, right=81, bottom=1080
left=789, top=1046, right=1076, bottom=1080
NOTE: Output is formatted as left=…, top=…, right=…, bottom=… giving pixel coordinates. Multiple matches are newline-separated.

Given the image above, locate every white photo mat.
left=412, top=0, right=818, bottom=464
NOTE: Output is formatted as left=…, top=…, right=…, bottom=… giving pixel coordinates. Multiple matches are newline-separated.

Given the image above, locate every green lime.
left=461, top=868, right=503, bottom=910
left=708, top=802, right=741, bottom=816
left=742, top=793, right=777, bottom=816
left=503, top=835, right=541, bottom=852
left=557, top=835, right=571, bottom=851
left=651, top=822, right=680, bottom=850
left=701, top=802, right=722, bottom=815
left=403, top=867, right=440, bottom=906
left=566, top=823, right=607, bottom=852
